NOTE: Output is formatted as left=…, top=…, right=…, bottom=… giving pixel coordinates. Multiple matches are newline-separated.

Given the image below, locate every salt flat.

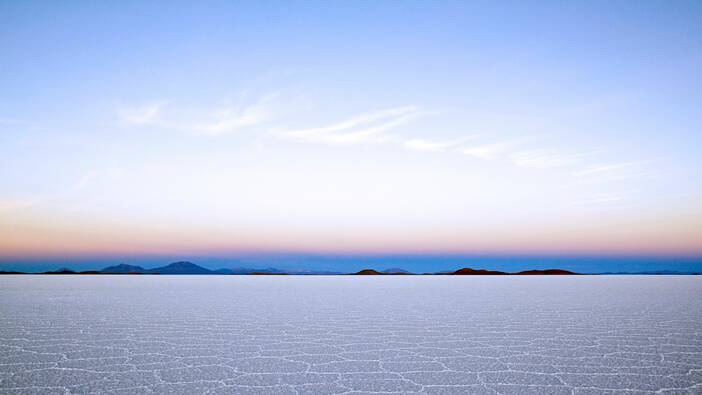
left=1, top=275, right=700, bottom=394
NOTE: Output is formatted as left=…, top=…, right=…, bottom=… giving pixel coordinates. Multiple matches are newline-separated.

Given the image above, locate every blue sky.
left=1, top=1, right=701, bottom=271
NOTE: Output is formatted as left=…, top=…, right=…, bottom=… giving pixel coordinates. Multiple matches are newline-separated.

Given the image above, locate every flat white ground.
left=0, top=275, right=700, bottom=394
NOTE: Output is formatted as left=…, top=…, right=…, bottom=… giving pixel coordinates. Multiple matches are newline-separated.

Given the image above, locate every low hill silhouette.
left=101, top=264, right=147, bottom=274
left=354, top=269, right=383, bottom=275
left=452, top=268, right=508, bottom=275
left=149, top=261, right=213, bottom=274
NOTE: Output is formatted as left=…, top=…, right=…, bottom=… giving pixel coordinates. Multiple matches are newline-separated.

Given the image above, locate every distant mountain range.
left=97, top=262, right=295, bottom=275
left=98, top=262, right=341, bottom=275
left=353, top=268, right=580, bottom=275
left=0, top=262, right=698, bottom=275
left=100, top=264, right=147, bottom=274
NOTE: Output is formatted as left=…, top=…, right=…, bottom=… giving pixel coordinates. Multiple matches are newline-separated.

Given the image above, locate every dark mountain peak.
left=164, top=261, right=198, bottom=268
left=452, top=267, right=508, bottom=275
left=150, top=261, right=212, bottom=274
left=101, top=264, right=146, bottom=274
left=354, top=269, right=383, bottom=275
left=516, top=269, right=578, bottom=275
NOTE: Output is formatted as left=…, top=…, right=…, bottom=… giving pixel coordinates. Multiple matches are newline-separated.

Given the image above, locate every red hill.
left=354, top=269, right=383, bottom=275
left=452, top=268, right=508, bottom=275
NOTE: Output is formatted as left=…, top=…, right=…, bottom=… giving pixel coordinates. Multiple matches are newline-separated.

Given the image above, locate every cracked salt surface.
left=0, top=275, right=700, bottom=394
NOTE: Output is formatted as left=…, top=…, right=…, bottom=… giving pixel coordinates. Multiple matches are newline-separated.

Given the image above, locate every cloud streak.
left=278, top=106, right=422, bottom=145
left=509, top=150, right=593, bottom=169
left=119, top=97, right=649, bottom=194
left=574, top=161, right=646, bottom=176
left=276, top=105, right=629, bottom=183
left=120, top=101, right=170, bottom=125
left=194, top=94, right=278, bottom=136
left=119, top=94, right=278, bottom=136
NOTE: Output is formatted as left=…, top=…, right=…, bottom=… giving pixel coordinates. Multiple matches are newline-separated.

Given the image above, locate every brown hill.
left=515, top=269, right=578, bottom=275
left=354, top=269, right=383, bottom=275
left=452, top=268, right=508, bottom=275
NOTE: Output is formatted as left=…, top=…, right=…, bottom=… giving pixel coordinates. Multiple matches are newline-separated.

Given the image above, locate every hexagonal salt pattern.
left=1, top=275, right=700, bottom=394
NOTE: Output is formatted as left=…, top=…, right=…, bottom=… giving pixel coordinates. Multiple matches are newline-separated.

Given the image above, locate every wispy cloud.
left=571, top=161, right=654, bottom=185
left=119, top=94, right=278, bottom=136
left=279, top=106, right=625, bottom=179
left=194, top=94, right=278, bottom=136
left=457, top=137, right=609, bottom=173
left=509, top=150, right=593, bottom=169
left=118, top=98, right=648, bottom=186
left=120, top=101, right=169, bottom=125
left=460, top=141, right=515, bottom=160
left=574, top=161, right=645, bottom=177
left=278, top=106, right=422, bottom=145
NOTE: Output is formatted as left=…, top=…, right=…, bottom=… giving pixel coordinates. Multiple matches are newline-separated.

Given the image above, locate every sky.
left=1, top=1, right=701, bottom=272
